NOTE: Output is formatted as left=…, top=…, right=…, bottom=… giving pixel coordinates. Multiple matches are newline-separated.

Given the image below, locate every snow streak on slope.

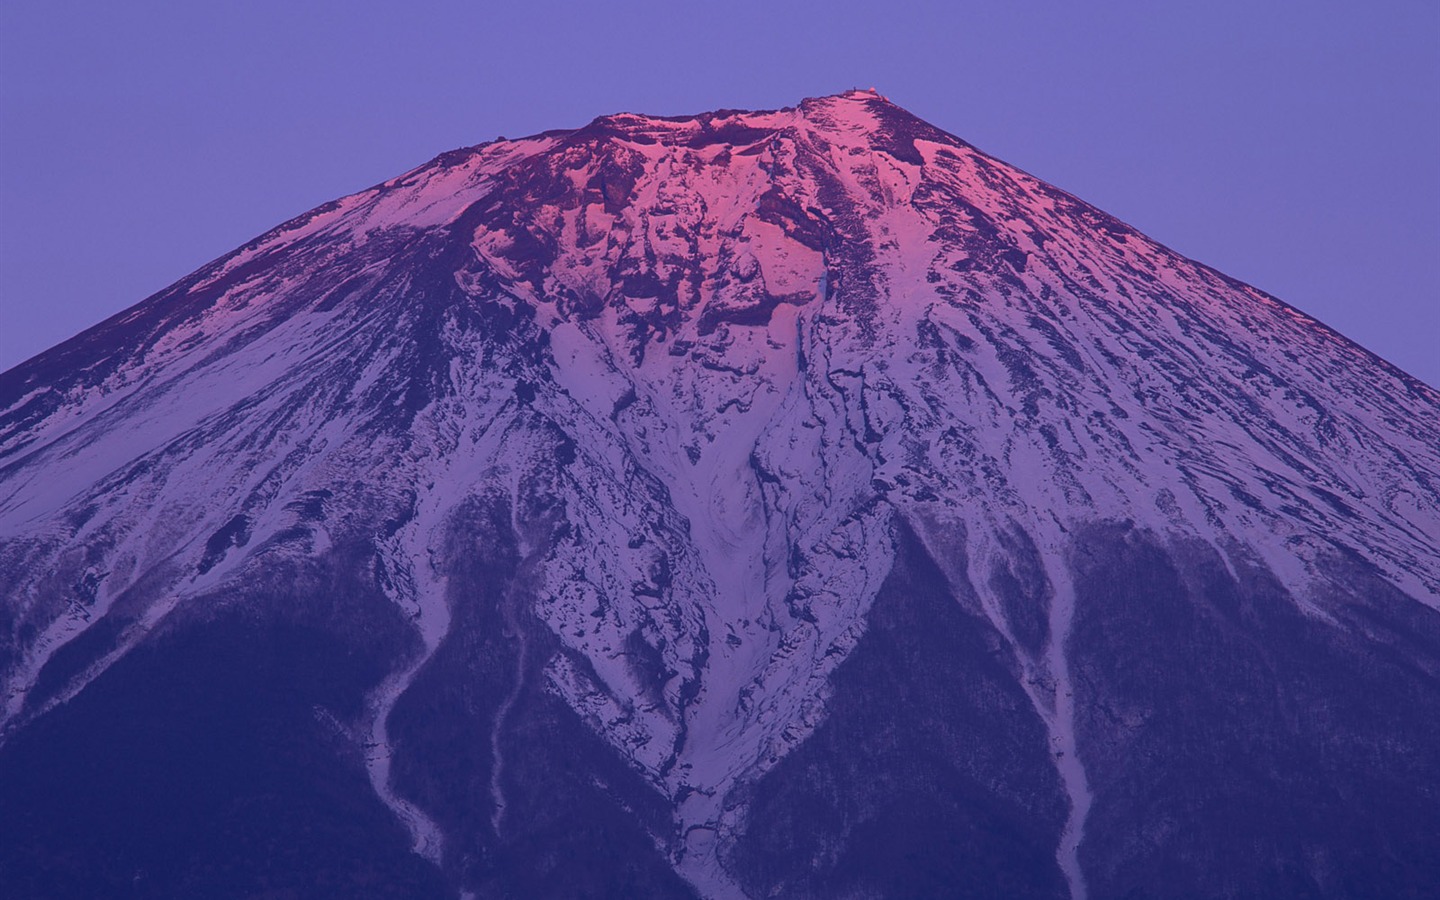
left=3, top=89, right=1439, bottom=899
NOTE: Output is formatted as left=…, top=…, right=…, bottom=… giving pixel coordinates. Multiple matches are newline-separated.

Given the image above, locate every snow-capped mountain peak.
left=3, top=93, right=1438, bottom=899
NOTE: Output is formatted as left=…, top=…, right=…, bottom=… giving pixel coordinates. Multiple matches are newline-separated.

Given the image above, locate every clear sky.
left=2, top=1, right=1436, bottom=385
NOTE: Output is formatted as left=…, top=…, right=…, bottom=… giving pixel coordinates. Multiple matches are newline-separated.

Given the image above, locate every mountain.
left=2, top=89, right=1438, bottom=899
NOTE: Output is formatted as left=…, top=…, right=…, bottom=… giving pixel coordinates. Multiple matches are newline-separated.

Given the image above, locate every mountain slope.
left=2, top=89, right=1438, bottom=899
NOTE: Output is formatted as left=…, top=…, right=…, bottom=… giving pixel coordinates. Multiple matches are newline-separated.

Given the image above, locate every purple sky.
left=3, top=1, right=1436, bottom=385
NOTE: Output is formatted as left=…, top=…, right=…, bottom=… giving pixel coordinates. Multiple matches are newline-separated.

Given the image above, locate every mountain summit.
left=3, top=92, right=1438, bottom=898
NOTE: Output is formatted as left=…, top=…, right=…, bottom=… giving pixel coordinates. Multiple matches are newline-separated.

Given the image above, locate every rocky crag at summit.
left=2, top=90, right=1438, bottom=898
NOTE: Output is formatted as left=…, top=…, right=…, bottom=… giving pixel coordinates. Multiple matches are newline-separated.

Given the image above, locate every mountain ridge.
left=2, top=91, right=1438, bottom=899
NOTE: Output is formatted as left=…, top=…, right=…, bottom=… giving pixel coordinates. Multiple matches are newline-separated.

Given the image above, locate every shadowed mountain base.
left=725, top=523, right=1070, bottom=899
